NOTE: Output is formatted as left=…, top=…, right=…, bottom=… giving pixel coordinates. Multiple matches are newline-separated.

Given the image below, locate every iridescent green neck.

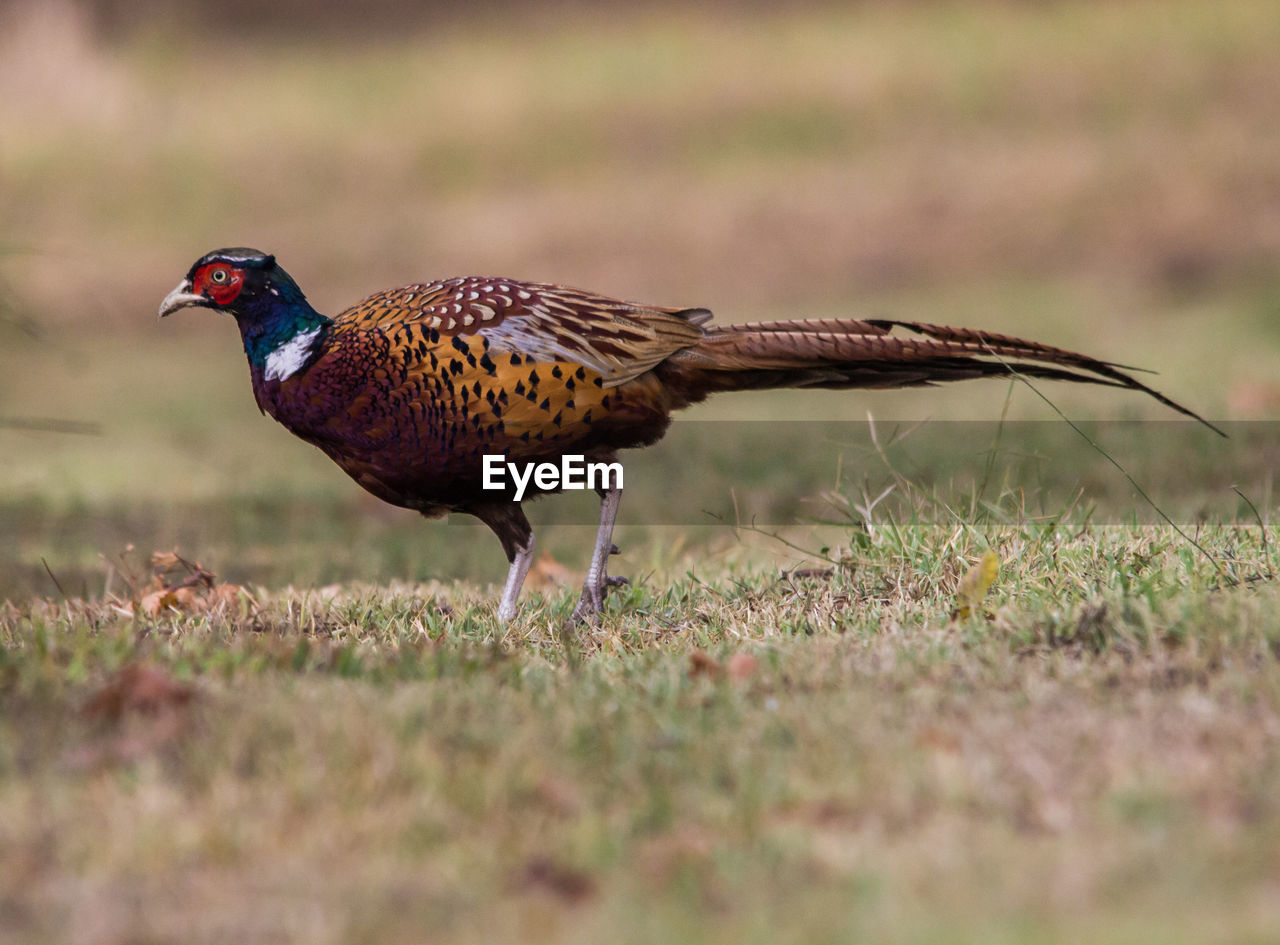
left=236, top=276, right=331, bottom=379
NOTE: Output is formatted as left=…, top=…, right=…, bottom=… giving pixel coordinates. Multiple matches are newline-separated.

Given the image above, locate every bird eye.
left=210, top=268, right=230, bottom=284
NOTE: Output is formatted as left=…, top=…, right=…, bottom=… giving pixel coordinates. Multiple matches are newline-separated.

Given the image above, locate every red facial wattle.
left=192, top=263, right=244, bottom=306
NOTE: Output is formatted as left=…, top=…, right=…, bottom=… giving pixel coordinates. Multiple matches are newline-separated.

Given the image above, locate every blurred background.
left=2, top=0, right=1278, bottom=599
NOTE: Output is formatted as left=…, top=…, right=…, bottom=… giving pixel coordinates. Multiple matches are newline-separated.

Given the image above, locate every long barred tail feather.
left=659, top=318, right=1223, bottom=435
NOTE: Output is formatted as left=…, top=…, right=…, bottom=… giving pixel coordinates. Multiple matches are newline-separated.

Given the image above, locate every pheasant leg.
left=572, top=484, right=626, bottom=622
left=496, top=533, right=536, bottom=623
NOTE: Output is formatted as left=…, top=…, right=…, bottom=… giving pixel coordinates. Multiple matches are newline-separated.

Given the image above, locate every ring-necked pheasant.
left=160, top=249, right=1218, bottom=621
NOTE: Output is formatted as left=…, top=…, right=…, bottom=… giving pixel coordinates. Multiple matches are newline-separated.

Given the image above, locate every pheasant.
left=160, top=248, right=1217, bottom=621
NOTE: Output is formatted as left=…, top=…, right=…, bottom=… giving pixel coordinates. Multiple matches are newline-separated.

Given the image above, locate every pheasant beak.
left=158, top=280, right=208, bottom=318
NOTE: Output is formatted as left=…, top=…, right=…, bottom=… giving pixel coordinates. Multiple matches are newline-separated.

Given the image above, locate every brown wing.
left=337, top=277, right=709, bottom=387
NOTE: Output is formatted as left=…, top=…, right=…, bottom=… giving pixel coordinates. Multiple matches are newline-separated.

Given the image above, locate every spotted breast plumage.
left=160, top=248, right=1218, bottom=622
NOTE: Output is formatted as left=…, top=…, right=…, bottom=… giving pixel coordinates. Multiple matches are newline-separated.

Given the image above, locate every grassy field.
left=3, top=525, right=1279, bottom=944
left=2, top=0, right=1280, bottom=941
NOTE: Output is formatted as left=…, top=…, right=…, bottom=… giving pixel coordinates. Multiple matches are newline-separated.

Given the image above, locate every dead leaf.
left=206, top=583, right=250, bottom=612
left=526, top=552, right=577, bottom=590
left=138, top=588, right=178, bottom=617
left=134, top=549, right=251, bottom=617
left=688, top=649, right=723, bottom=679
left=149, top=549, right=184, bottom=571
left=69, top=663, right=197, bottom=771
left=727, top=652, right=758, bottom=682
left=952, top=550, right=999, bottom=621
left=82, top=662, right=195, bottom=723
left=514, top=857, right=595, bottom=903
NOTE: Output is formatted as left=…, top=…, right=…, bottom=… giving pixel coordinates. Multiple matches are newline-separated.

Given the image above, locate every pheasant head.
left=159, top=248, right=330, bottom=383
